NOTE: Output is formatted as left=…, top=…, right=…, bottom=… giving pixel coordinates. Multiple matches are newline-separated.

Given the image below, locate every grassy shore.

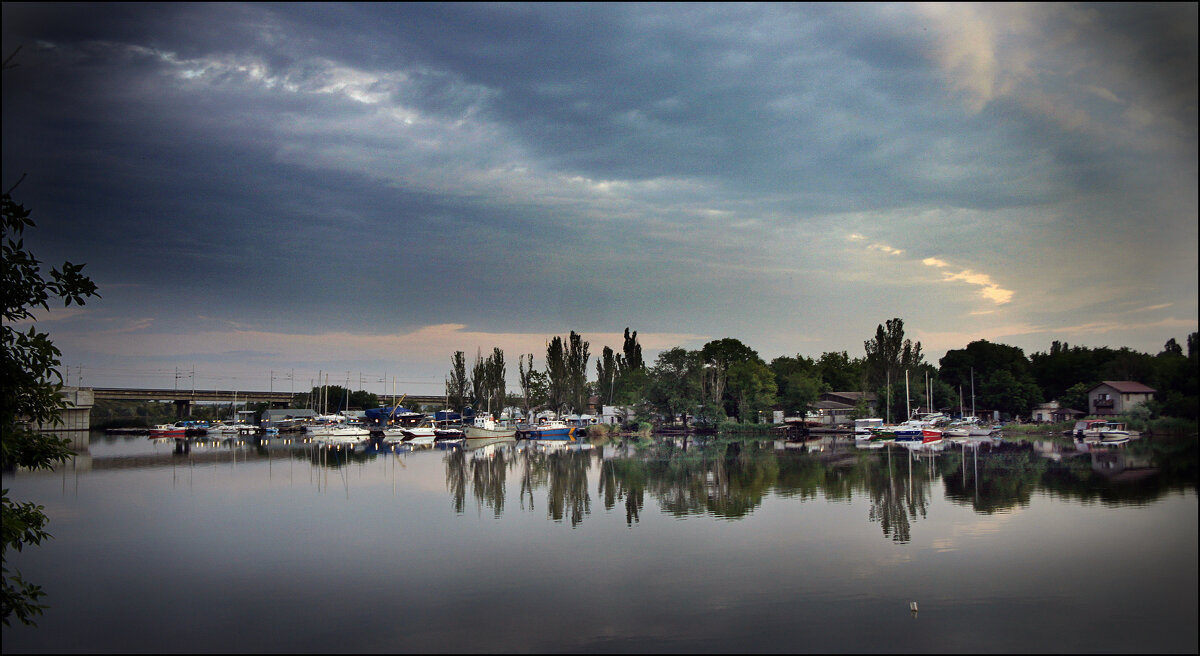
left=1002, top=416, right=1197, bottom=438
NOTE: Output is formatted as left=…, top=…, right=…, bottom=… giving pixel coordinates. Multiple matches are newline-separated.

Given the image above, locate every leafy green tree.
left=939, top=339, right=1041, bottom=417
left=864, top=318, right=923, bottom=389
left=1060, top=382, right=1092, bottom=414
left=864, top=318, right=923, bottom=421
left=348, top=390, right=379, bottom=411
left=770, top=354, right=818, bottom=399
left=517, top=353, right=540, bottom=417
left=816, top=351, right=866, bottom=392
left=646, top=347, right=702, bottom=426
left=727, top=358, right=778, bottom=422
left=1029, top=340, right=1099, bottom=402
left=778, top=370, right=821, bottom=416
left=444, top=351, right=470, bottom=411
left=614, top=366, right=648, bottom=408
left=977, top=369, right=1043, bottom=418
left=1154, top=335, right=1198, bottom=419
left=849, top=394, right=873, bottom=420
left=2, top=189, right=100, bottom=626
left=700, top=338, right=760, bottom=417
left=611, top=327, right=647, bottom=407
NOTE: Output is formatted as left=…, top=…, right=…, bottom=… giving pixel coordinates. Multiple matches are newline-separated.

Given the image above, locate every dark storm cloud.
left=2, top=2, right=1195, bottom=388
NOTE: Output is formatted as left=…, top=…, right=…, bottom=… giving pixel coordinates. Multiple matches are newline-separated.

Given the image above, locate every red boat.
left=149, top=422, right=187, bottom=437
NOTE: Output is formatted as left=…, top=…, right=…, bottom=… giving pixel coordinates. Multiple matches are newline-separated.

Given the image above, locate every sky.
left=3, top=3, right=1197, bottom=397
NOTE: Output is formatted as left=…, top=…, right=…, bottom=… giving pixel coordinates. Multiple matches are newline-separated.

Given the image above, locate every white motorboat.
left=402, top=421, right=438, bottom=441
left=854, top=418, right=884, bottom=438
left=1099, top=422, right=1134, bottom=444
left=463, top=414, right=517, bottom=440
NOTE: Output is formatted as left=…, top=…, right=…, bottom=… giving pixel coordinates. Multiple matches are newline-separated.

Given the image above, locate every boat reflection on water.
left=432, top=432, right=1195, bottom=540
left=100, top=429, right=1200, bottom=541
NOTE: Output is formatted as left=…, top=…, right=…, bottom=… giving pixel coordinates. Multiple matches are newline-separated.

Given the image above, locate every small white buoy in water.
left=910, top=601, right=918, bottom=613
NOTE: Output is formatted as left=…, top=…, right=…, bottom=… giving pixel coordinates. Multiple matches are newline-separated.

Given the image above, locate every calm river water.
left=3, top=430, right=1196, bottom=653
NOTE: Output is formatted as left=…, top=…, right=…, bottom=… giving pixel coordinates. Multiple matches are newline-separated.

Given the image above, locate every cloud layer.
left=2, top=3, right=1195, bottom=392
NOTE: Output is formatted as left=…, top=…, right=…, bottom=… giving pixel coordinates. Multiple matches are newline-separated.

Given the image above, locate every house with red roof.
left=1086, top=381, right=1156, bottom=416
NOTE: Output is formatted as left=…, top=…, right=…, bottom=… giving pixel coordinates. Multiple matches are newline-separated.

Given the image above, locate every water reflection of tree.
left=598, top=452, right=646, bottom=526
left=859, top=446, right=934, bottom=543
left=636, top=438, right=779, bottom=520
left=445, top=448, right=467, bottom=513
left=443, top=434, right=1195, bottom=537
left=515, top=447, right=592, bottom=526
left=469, top=448, right=510, bottom=517
left=547, top=449, right=591, bottom=526
left=940, top=443, right=1045, bottom=513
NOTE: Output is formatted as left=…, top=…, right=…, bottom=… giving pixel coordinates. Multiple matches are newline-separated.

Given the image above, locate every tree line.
left=442, top=320, right=1198, bottom=426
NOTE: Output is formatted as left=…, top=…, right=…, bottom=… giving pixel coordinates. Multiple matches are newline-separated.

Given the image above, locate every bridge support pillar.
left=174, top=400, right=192, bottom=418
left=30, top=387, right=93, bottom=431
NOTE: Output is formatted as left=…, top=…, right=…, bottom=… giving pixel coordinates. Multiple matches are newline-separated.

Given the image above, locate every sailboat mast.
left=905, top=369, right=910, bottom=419
left=970, top=367, right=975, bottom=418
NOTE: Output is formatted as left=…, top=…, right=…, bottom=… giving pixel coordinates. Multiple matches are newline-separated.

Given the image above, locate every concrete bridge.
left=41, top=387, right=449, bottom=430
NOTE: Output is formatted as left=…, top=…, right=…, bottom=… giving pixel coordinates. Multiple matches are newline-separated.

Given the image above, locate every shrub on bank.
left=587, top=423, right=620, bottom=439
left=717, top=420, right=776, bottom=435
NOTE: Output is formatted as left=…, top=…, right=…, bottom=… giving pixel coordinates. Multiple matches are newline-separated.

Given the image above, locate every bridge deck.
left=91, top=388, right=447, bottom=406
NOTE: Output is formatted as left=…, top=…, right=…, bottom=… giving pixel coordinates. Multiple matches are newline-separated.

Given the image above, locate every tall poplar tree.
left=863, top=318, right=923, bottom=420
left=444, top=350, right=469, bottom=411
left=545, top=336, right=569, bottom=414
left=470, top=349, right=487, bottom=412
left=566, top=331, right=591, bottom=414
left=485, top=347, right=506, bottom=416
left=596, top=346, right=617, bottom=405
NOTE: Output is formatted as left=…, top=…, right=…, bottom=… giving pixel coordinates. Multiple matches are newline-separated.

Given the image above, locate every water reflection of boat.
left=464, top=435, right=516, bottom=450
left=435, top=423, right=466, bottom=440
left=310, top=424, right=371, bottom=447
left=901, top=439, right=946, bottom=452
left=854, top=418, right=884, bottom=438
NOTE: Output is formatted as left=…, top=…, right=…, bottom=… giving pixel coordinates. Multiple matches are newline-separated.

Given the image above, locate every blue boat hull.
left=527, top=427, right=575, bottom=440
